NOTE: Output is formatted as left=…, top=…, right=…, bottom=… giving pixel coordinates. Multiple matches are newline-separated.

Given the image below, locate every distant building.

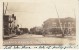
left=19, top=28, right=29, bottom=33
left=30, top=27, right=43, bottom=35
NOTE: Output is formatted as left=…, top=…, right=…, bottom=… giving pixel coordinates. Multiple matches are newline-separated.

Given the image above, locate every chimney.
left=12, top=14, right=14, bottom=18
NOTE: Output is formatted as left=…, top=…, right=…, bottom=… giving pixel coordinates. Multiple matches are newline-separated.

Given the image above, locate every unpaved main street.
left=3, top=34, right=76, bottom=46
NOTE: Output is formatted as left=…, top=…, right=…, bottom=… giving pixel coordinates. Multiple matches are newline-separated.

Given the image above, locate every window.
left=52, top=22, right=57, bottom=27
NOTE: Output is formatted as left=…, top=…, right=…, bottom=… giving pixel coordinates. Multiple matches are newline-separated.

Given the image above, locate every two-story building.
left=43, top=17, right=76, bottom=35
left=3, top=14, right=17, bottom=38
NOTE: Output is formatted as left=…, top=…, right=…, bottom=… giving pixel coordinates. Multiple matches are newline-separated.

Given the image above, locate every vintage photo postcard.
left=0, top=0, right=79, bottom=49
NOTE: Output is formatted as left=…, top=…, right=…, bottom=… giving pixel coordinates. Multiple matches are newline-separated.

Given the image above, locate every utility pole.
left=54, top=4, right=64, bottom=37
left=3, top=2, right=4, bottom=15
left=74, top=9, right=76, bottom=22
left=74, top=9, right=76, bottom=35
left=4, top=2, right=8, bottom=15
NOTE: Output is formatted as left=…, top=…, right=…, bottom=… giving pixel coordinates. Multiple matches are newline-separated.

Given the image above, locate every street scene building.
left=3, top=1, right=76, bottom=46
left=43, top=17, right=76, bottom=36
left=3, top=14, right=29, bottom=38
left=3, top=14, right=17, bottom=38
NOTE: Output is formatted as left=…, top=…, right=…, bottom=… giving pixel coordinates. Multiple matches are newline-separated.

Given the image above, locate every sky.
left=4, top=0, right=77, bottom=29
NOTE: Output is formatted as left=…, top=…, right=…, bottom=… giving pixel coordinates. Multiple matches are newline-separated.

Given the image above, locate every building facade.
left=43, top=17, right=76, bottom=35
left=3, top=14, right=17, bottom=38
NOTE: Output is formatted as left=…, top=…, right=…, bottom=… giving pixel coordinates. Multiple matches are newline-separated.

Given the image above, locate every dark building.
left=19, top=28, right=29, bottom=33
left=3, top=14, right=17, bottom=38
left=30, top=27, right=43, bottom=35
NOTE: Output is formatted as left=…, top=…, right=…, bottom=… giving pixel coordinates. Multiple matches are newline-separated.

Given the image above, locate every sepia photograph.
left=3, top=0, right=76, bottom=46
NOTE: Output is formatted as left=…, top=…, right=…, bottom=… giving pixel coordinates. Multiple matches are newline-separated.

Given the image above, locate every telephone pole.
left=3, top=2, right=4, bottom=15
left=5, top=2, right=8, bottom=15
left=54, top=3, right=64, bottom=37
